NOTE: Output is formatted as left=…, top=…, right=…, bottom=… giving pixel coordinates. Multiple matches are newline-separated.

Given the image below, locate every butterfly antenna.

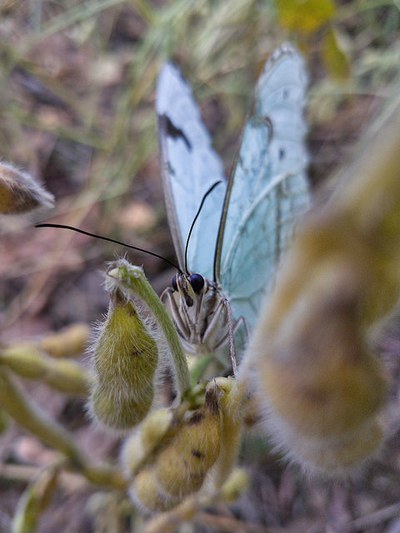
left=35, top=223, right=182, bottom=272
left=184, top=180, right=223, bottom=274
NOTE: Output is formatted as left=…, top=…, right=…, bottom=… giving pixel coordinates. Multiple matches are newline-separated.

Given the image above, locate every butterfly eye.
left=171, top=275, right=178, bottom=291
left=189, top=273, right=205, bottom=294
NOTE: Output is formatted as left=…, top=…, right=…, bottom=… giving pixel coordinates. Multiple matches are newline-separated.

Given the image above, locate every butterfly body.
left=161, top=274, right=230, bottom=355
left=157, top=44, right=309, bottom=361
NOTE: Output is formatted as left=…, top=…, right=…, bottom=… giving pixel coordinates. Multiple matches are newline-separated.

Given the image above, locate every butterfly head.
left=171, top=272, right=206, bottom=307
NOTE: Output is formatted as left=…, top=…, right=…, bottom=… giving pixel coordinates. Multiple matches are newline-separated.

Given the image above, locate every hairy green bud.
left=89, top=289, right=158, bottom=431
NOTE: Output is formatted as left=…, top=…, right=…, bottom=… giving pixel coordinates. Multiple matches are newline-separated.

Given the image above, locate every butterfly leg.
left=160, top=287, right=191, bottom=340
left=212, top=313, right=247, bottom=375
left=212, top=315, right=246, bottom=351
left=200, top=298, right=246, bottom=375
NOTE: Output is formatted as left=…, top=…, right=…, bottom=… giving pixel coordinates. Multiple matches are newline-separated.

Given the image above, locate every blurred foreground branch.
left=245, top=96, right=400, bottom=475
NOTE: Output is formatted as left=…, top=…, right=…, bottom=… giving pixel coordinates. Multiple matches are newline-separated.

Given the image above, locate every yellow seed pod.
left=129, top=467, right=179, bottom=513
left=154, top=383, right=222, bottom=498
left=140, top=408, right=174, bottom=451
left=121, top=408, right=173, bottom=476
left=39, top=323, right=90, bottom=358
left=120, top=433, right=143, bottom=478
left=210, top=377, right=245, bottom=489
left=0, top=345, right=90, bottom=395
left=89, top=289, right=158, bottom=431
left=220, top=468, right=249, bottom=502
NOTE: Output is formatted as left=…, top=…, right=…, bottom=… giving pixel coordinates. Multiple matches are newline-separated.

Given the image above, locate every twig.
left=344, top=502, right=400, bottom=532
left=0, top=462, right=87, bottom=493
left=195, top=511, right=284, bottom=533
left=0, top=368, right=127, bottom=491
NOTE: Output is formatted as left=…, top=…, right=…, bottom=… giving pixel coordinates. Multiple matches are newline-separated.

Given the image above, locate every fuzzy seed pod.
left=220, top=468, right=249, bottom=502
left=140, top=408, right=174, bottom=452
left=89, top=289, right=158, bottom=431
left=250, top=257, right=387, bottom=475
left=39, top=323, right=89, bottom=358
left=0, top=161, right=54, bottom=214
left=129, top=467, right=180, bottom=513
left=90, top=389, right=152, bottom=431
left=0, top=345, right=89, bottom=395
left=121, top=408, right=173, bottom=476
left=209, top=377, right=245, bottom=489
left=281, top=417, right=384, bottom=475
left=154, top=382, right=222, bottom=498
left=261, top=332, right=385, bottom=440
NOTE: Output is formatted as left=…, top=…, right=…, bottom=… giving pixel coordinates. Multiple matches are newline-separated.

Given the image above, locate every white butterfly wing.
left=216, top=44, right=310, bottom=331
left=156, top=63, right=227, bottom=279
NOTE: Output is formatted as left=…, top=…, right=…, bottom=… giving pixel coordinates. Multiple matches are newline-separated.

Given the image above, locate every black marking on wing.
left=160, top=113, right=192, bottom=151
left=167, top=161, right=175, bottom=176
left=263, top=115, right=273, bottom=137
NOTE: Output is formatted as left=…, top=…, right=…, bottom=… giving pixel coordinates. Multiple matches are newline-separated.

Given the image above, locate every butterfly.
left=156, top=44, right=310, bottom=365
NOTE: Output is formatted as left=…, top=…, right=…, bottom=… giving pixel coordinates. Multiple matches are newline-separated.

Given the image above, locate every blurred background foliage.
left=1, top=1, right=400, bottom=532
left=1, top=0, right=400, bottom=336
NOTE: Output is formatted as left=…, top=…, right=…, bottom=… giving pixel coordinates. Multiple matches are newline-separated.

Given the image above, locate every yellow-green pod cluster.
left=89, top=289, right=158, bottom=431
left=128, top=382, right=223, bottom=513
